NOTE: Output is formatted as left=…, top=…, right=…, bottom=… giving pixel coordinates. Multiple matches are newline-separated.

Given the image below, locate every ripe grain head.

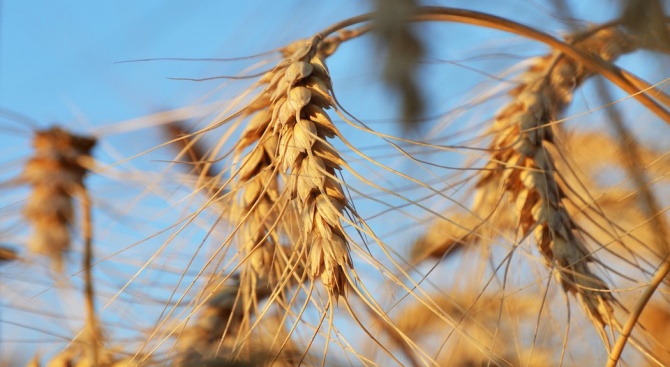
left=230, top=37, right=355, bottom=304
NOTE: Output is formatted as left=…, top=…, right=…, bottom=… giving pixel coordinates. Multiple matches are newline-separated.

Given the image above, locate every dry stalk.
left=314, top=7, right=670, bottom=125
left=22, top=126, right=96, bottom=273
left=470, top=28, right=642, bottom=329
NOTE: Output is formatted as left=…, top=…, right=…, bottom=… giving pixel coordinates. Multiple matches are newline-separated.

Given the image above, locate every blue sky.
left=1, top=2, right=363, bottom=124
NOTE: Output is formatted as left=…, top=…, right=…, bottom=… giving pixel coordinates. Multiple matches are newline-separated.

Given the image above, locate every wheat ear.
left=474, top=28, right=639, bottom=328
left=232, top=38, right=353, bottom=301
left=272, top=38, right=353, bottom=299
left=0, top=245, right=18, bottom=263
left=22, top=126, right=96, bottom=272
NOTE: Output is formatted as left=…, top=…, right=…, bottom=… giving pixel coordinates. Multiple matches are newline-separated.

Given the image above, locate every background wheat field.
left=0, top=1, right=669, bottom=366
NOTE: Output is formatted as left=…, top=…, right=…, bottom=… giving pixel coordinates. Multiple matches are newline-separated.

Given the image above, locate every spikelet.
left=470, top=28, right=641, bottom=328
left=22, top=126, right=96, bottom=273
left=235, top=105, right=282, bottom=280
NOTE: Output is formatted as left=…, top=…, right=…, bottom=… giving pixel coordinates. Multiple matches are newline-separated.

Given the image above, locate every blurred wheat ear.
left=384, top=291, right=556, bottom=366
left=620, top=0, right=670, bottom=51
left=22, top=126, right=96, bottom=273
left=163, top=120, right=229, bottom=198
left=173, top=273, right=305, bottom=367
left=373, top=0, right=425, bottom=130
left=0, top=245, right=18, bottom=263
left=413, top=26, right=642, bottom=331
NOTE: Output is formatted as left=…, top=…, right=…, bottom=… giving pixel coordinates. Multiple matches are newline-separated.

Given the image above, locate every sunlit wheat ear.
left=22, top=126, right=96, bottom=273
left=275, top=39, right=353, bottom=299
left=233, top=38, right=353, bottom=300
left=473, top=27, right=640, bottom=329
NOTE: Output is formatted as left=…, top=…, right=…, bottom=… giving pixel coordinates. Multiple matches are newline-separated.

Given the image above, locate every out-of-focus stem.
left=80, top=188, right=100, bottom=366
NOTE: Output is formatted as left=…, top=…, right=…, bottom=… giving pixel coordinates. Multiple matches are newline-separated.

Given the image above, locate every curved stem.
left=598, top=76, right=670, bottom=367
left=316, top=7, right=670, bottom=126
left=606, top=256, right=670, bottom=367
